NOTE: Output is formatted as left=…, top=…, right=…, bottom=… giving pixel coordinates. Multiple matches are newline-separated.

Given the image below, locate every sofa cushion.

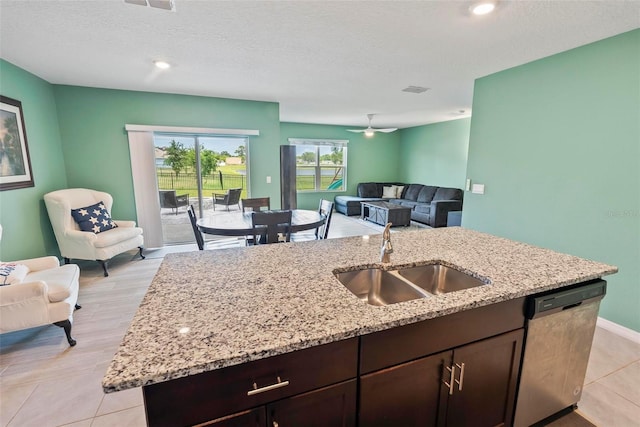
left=416, top=186, right=438, bottom=203
left=414, top=204, right=431, bottom=214
left=71, top=201, right=118, bottom=234
left=395, top=185, right=405, bottom=198
left=397, top=200, right=420, bottom=209
left=403, top=184, right=424, bottom=201
left=358, top=183, right=380, bottom=198
left=24, top=264, right=79, bottom=302
left=433, top=187, right=463, bottom=201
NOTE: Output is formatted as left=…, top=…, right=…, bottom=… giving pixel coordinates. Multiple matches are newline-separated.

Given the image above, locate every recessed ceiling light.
left=470, top=1, right=496, bottom=15
left=154, top=60, right=171, bottom=69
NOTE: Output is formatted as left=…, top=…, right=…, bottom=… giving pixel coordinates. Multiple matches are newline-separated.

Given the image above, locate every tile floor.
left=1, top=214, right=638, bottom=426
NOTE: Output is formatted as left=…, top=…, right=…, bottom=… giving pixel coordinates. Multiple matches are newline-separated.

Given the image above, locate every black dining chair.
left=241, top=197, right=271, bottom=212
left=316, top=199, right=334, bottom=240
left=188, top=205, right=205, bottom=250
left=292, top=199, right=334, bottom=242
left=251, top=210, right=292, bottom=245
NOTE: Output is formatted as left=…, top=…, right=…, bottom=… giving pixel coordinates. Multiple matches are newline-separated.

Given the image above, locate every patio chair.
left=159, top=190, right=189, bottom=215
left=241, top=197, right=270, bottom=212
left=251, top=210, right=292, bottom=244
left=213, top=188, right=242, bottom=211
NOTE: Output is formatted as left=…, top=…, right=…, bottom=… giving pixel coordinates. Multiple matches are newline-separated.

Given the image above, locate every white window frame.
left=288, top=138, right=348, bottom=192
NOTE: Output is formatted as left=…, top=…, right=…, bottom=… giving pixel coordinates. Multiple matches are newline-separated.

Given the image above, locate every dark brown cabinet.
left=143, top=338, right=358, bottom=427
left=143, top=299, right=526, bottom=427
left=360, top=330, right=524, bottom=427
left=268, top=380, right=356, bottom=427
left=203, top=380, right=356, bottom=427
left=360, top=352, right=449, bottom=426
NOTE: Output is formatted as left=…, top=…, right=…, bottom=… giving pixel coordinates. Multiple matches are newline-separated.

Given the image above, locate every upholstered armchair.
left=44, top=188, right=145, bottom=277
left=0, top=226, right=81, bottom=346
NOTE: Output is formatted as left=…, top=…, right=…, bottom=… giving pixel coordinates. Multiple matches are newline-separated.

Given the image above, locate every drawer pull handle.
left=247, top=376, right=290, bottom=396
left=444, top=365, right=456, bottom=396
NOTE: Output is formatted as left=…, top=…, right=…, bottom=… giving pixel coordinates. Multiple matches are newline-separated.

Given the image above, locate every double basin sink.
left=334, top=263, right=489, bottom=306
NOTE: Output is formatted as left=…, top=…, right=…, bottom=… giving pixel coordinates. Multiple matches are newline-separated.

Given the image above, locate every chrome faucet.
left=380, top=223, right=393, bottom=263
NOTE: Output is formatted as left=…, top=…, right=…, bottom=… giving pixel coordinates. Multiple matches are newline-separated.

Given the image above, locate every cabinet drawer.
left=143, top=337, right=358, bottom=427
left=360, top=298, right=525, bottom=374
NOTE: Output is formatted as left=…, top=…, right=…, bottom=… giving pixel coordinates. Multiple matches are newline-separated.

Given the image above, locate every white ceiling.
left=1, top=1, right=638, bottom=129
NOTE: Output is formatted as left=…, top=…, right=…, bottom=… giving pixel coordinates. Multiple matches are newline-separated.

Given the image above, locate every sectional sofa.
left=334, top=182, right=463, bottom=228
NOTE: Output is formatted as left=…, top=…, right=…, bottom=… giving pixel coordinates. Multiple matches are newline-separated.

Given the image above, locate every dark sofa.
left=334, top=182, right=463, bottom=228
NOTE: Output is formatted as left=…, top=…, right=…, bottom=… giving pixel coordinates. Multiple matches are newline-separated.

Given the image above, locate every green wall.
left=0, top=60, right=68, bottom=260
left=280, top=122, right=402, bottom=210
left=53, top=86, right=281, bottom=220
left=398, top=118, right=471, bottom=188
left=463, top=29, right=640, bottom=331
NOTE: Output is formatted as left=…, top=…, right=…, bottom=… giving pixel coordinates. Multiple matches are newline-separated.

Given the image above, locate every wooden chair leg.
left=138, top=246, right=145, bottom=259
left=53, top=319, right=77, bottom=346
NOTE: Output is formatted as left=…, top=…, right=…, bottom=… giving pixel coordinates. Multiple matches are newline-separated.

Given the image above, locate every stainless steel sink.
left=334, top=268, right=430, bottom=306
left=335, top=264, right=488, bottom=305
left=396, top=264, right=487, bottom=295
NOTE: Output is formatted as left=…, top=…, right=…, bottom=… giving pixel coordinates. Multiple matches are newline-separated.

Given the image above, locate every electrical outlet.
left=465, top=179, right=471, bottom=191
left=266, top=176, right=271, bottom=184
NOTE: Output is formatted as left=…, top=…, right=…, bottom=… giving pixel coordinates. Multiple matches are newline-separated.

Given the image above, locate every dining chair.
left=316, top=199, right=335, bottom=240
left=241, top=197, right=271, bottom=212
left=291, top=199, right=334, bottom=242
left=251, top=210, right=292, bottom=244
left=188, top=205, right=205, bottom=250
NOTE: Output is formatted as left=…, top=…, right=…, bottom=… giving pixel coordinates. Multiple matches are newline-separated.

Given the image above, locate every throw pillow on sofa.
left=0, top=262, right=29, bottom=286
left=382, top=186, right=396, bottom=198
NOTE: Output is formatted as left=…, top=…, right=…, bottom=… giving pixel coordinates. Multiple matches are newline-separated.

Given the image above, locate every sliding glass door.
left=154, top=133, right=248, bottom=245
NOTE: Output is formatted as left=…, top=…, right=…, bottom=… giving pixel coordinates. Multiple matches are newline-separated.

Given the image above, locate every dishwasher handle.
left=527, top=279, right=606, bottom=319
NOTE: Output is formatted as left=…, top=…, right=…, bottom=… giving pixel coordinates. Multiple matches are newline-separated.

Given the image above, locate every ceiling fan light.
left=364, top=129, right=375, bottom=137
left=154, top=60, right=171, bottom=69
left=470, top=1, right=496, bottom=15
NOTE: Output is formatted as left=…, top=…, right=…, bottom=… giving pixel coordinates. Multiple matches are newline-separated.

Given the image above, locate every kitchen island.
left=103, top=227, right=616, bottom=426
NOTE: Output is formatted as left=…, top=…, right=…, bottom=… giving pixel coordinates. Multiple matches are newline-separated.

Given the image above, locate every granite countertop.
left=102, top=227, right=617, bottom=393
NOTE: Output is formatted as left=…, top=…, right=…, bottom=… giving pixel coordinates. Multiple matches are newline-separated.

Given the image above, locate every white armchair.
left=44, top=188, right=145, bottom=277
left=0, top=226, right=81, bottom=346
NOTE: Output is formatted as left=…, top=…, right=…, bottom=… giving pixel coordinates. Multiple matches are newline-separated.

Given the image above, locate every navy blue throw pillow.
left=71, top=201, right=118, bottom=234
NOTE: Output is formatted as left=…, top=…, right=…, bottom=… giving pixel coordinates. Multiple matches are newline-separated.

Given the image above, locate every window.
left=288, top=138, right=347, bottom=192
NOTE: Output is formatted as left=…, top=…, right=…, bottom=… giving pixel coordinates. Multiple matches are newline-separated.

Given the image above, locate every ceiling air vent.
left=402, top=86, right=429, bottom=94
left=124, top=0, right=175, bottom=11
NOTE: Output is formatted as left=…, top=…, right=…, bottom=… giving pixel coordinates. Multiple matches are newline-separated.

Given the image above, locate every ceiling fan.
left=347, top=114, right=398, bottom=137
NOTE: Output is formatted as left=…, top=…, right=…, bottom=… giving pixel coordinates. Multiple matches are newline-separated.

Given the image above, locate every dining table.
left=196, top=209, right=325, bottom=237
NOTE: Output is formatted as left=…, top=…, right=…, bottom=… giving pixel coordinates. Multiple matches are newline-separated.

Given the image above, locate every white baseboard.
left=597, top=317, right=640, bottom=344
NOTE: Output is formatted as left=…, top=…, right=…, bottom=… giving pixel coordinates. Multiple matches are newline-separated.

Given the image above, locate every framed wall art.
left=0, top=96, right=34, bottom=190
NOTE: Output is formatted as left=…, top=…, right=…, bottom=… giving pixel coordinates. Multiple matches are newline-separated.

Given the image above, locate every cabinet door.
left=444, top=329, right=524, bottom=427
left=200, top=407, right=266, bottom=427
left=360, top=351, right=451, bottom=427
left=268, top=379, right=356, bottom=427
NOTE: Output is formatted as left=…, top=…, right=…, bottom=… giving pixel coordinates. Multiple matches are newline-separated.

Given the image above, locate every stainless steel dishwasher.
left=514, top=279, right=606, bottom=427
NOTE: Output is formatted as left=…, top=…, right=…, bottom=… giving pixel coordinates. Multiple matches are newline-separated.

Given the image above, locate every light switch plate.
left=465, top=179, right=471, bottom=191
left=266, top=176, right=271, bottom=184
left=472, top=183, right=485, bottom=194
